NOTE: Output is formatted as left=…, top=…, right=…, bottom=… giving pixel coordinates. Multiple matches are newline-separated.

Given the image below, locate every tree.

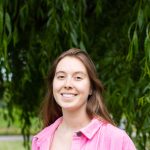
left=0, top=0, right=150, bottom=149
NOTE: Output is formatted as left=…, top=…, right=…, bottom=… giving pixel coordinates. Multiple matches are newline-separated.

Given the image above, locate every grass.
left=0, top=141, right=29, bottom=150
left=0, top=108, right=41, bottom=135
left=0, top=107, right=39, bottom=150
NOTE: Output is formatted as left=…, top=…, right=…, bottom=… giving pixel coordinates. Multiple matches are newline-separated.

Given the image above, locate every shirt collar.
left=79, top=117, right=105, bottom=139
left=34, top=117, right=63, bottom=144
left=34, top=116, right=106, bottom=142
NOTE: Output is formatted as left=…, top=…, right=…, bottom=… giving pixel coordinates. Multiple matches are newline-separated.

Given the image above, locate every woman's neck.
left=60, top=108, right=91, bottom=132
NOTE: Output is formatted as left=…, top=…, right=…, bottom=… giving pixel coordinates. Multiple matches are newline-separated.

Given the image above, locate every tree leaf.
left=144, top=36, right=150, bottom=62
left=5, top=12, right=11, bottom=38
left=70, top=29, right=78, bottom=46
left=137, top=8, right=144, bottom=31
left=0, top=8, right=3, bottom=37
left=133, top=30, right=138, bottom=54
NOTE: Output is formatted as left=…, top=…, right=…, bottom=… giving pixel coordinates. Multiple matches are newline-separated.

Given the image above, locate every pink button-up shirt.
left=32, top=117, right=136, bottom=150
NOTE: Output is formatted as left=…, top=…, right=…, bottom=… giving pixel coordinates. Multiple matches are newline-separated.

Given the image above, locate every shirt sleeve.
left=122, top=132, right=137, bottom=150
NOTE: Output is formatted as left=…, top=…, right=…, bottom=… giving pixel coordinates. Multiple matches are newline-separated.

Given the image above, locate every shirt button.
left=76, top=131, right=82, bottom=137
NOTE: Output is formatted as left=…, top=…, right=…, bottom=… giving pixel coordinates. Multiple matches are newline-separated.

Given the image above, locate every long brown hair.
left=41, top=48, right=114, bottom=127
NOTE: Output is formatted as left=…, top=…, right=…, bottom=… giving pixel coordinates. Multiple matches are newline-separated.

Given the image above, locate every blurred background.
left=0, top=0, right=150, bottom=149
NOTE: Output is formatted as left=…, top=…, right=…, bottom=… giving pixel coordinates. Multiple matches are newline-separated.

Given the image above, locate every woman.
left=32, top=48, right=136, bottom=150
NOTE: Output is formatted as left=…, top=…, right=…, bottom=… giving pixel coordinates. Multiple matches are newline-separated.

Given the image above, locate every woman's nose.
left=64, top=77, right=73, bottom=89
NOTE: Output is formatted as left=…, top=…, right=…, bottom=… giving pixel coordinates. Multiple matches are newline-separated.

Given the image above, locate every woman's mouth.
left=61, top=93, right=78, bottom=98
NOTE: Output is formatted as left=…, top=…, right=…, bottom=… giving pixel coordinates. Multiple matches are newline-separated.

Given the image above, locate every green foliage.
left=0, top=141, right=27, bottom=150
left=0, top=0, right=150, bottom=149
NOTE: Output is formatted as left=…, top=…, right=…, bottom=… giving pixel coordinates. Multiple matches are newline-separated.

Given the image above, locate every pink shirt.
left=32, top=117, right=136, bottom=150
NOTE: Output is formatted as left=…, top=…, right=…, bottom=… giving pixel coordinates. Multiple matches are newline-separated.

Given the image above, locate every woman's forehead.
left=56, top=56, right=88, bottom=73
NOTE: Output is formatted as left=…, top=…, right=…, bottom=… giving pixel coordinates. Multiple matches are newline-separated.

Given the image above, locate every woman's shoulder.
left=32, top=117, right=62, bottom=141
left=94, top=117, right=126, bottom=137
left=100, top=121, right=129, bottom=139
left=99, top=121, right=136, bottom=148
left=103, top=123, right=126, bottom=136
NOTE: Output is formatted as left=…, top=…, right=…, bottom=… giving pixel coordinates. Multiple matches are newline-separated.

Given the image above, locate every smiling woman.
left=53, top=56, right=91, bottom=112
left=32, top=48, right=136, bottom=150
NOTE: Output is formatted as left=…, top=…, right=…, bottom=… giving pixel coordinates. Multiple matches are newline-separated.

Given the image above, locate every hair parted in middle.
left=41, top=48, right=114, bottom=127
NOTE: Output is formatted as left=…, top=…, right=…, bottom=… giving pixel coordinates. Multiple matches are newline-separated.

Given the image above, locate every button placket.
left=71, top=132, right=82, bottom=150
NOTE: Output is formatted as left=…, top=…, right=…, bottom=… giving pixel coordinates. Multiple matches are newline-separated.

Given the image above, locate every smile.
left=61, top=93, right=77, bottom=98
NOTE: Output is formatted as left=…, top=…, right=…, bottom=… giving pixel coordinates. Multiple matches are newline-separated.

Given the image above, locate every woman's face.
left=53, top=56, right=92, bottom=112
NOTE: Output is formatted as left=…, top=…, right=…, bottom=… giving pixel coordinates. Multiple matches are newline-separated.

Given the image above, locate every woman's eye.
left=57, top=75, right=65, bottom=79
left=75, top=76, right=82, bottom=80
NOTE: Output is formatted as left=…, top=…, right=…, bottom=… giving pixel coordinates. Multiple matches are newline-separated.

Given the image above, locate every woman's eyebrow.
left=74, top=71, right=87, bottom=76
left=55, top=71, right=87, bottom=76
left=55, top=71, right=65, bottom=75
